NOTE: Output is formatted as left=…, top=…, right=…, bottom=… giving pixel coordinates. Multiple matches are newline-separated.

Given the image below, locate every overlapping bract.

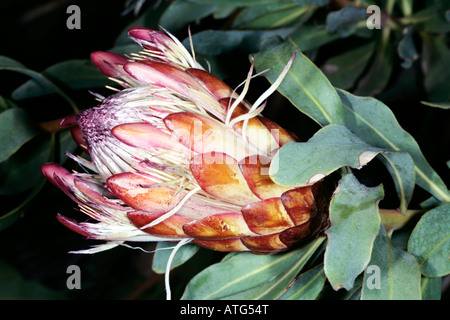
left=42, top=27, right=330, bottom=254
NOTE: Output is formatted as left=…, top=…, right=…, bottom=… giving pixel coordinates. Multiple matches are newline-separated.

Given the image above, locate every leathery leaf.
left=324, top=174, right=384, bottom=291
left=181, top=237, right=324, bottom=300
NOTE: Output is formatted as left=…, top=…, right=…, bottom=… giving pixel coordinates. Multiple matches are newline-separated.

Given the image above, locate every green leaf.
left=259, top=42, right=417, bottom=207
left=399, top=0, right=413, bottom=16
left=159, top=0, right=219, bottom=33
left=0, top=95, right=18, bottom=111
left=223, top=238, right=324, bottom=300
left=420, top=196, right=442, bottom=210
left=181, top=237, right=324, bottom=300
left=397, top=25, right=419, bottom=69
left=420, top=101, right=450, bottom=110
left=326, top=6, right=367, bottom=37
left=379, top=209, right=420, bottom=237
left=0, top=108, right=39, bottom=162
left=190, top=0, right=281, bottom=5
left=404, top=1, right=450, bottom=33
left=361, top=226, right=421, bottom=300
left=421, top=276, right=442, bottom=300
left=354, top=29, right=393, bottom=96
left=291, top=0, right=327, bottom=4
left=0, top=55, right=25, bottom=68
left=378, top=152, right=415, bottom=214
left=278, top=264, right=326, bottom=300
left=152, top=242, right=200, bottom=274
left=321, top=41, right=375, bottom=90
left=212, top=5, right=238, bottom=19
left=12, top=60, right=107, bottom=100
left=0, top=130, right=56, bottom=230
left=341, top=278, right=362, bottom=300
left=0, top=56, right=78, bottom=113
left=185, top=28, right=294, bottom=56
left=269, top=124, right=415, bottom=212
left=0, top=134, right=51, bottom=195
left=324, top=174, right=383, bottom=291
left=408, top=203, right=450, bottom=277
left=338, top=90, right=450, bottom=202
left=256, top=38, right=447, bottom=202
left=0, top=133, right=55, bottom=230
left=421, top=33, right=450, bottom=102
left=289, top=25, right=339, bottom=52
left=254, top=38, right=345, bottom=126
left=270, top=124, right=389, bottom=186
left=232, top=3, right=313, bottom=30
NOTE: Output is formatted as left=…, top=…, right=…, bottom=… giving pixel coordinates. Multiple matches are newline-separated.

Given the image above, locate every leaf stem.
left=385, top=0, right=396, bottom=15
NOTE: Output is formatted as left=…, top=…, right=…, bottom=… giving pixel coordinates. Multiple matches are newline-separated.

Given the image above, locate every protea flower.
left=41, top=27, right=330, bottom=255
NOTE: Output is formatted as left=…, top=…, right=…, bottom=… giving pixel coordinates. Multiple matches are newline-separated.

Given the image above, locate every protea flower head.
left=41, top=27, right=330, bottom=255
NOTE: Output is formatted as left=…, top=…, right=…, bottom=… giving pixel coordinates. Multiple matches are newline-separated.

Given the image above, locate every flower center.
left=77, top=104, right=119, bottom=146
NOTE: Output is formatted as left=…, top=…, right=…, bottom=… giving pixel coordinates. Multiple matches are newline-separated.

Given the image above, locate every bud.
left=42, top=27, right=330, bottom=254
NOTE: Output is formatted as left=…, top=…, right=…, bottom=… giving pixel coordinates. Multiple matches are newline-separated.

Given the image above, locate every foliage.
left=0, top=0, right=448, bottom=300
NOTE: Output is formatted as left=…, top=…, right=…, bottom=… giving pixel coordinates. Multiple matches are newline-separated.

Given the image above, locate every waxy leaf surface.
left=408, top=203, right=450, bottom=277
left=362, top=227, right=421, bottom=300
left=182, top=237, right=324, bottom=299
left=324, top=174, right=383, bottom=291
